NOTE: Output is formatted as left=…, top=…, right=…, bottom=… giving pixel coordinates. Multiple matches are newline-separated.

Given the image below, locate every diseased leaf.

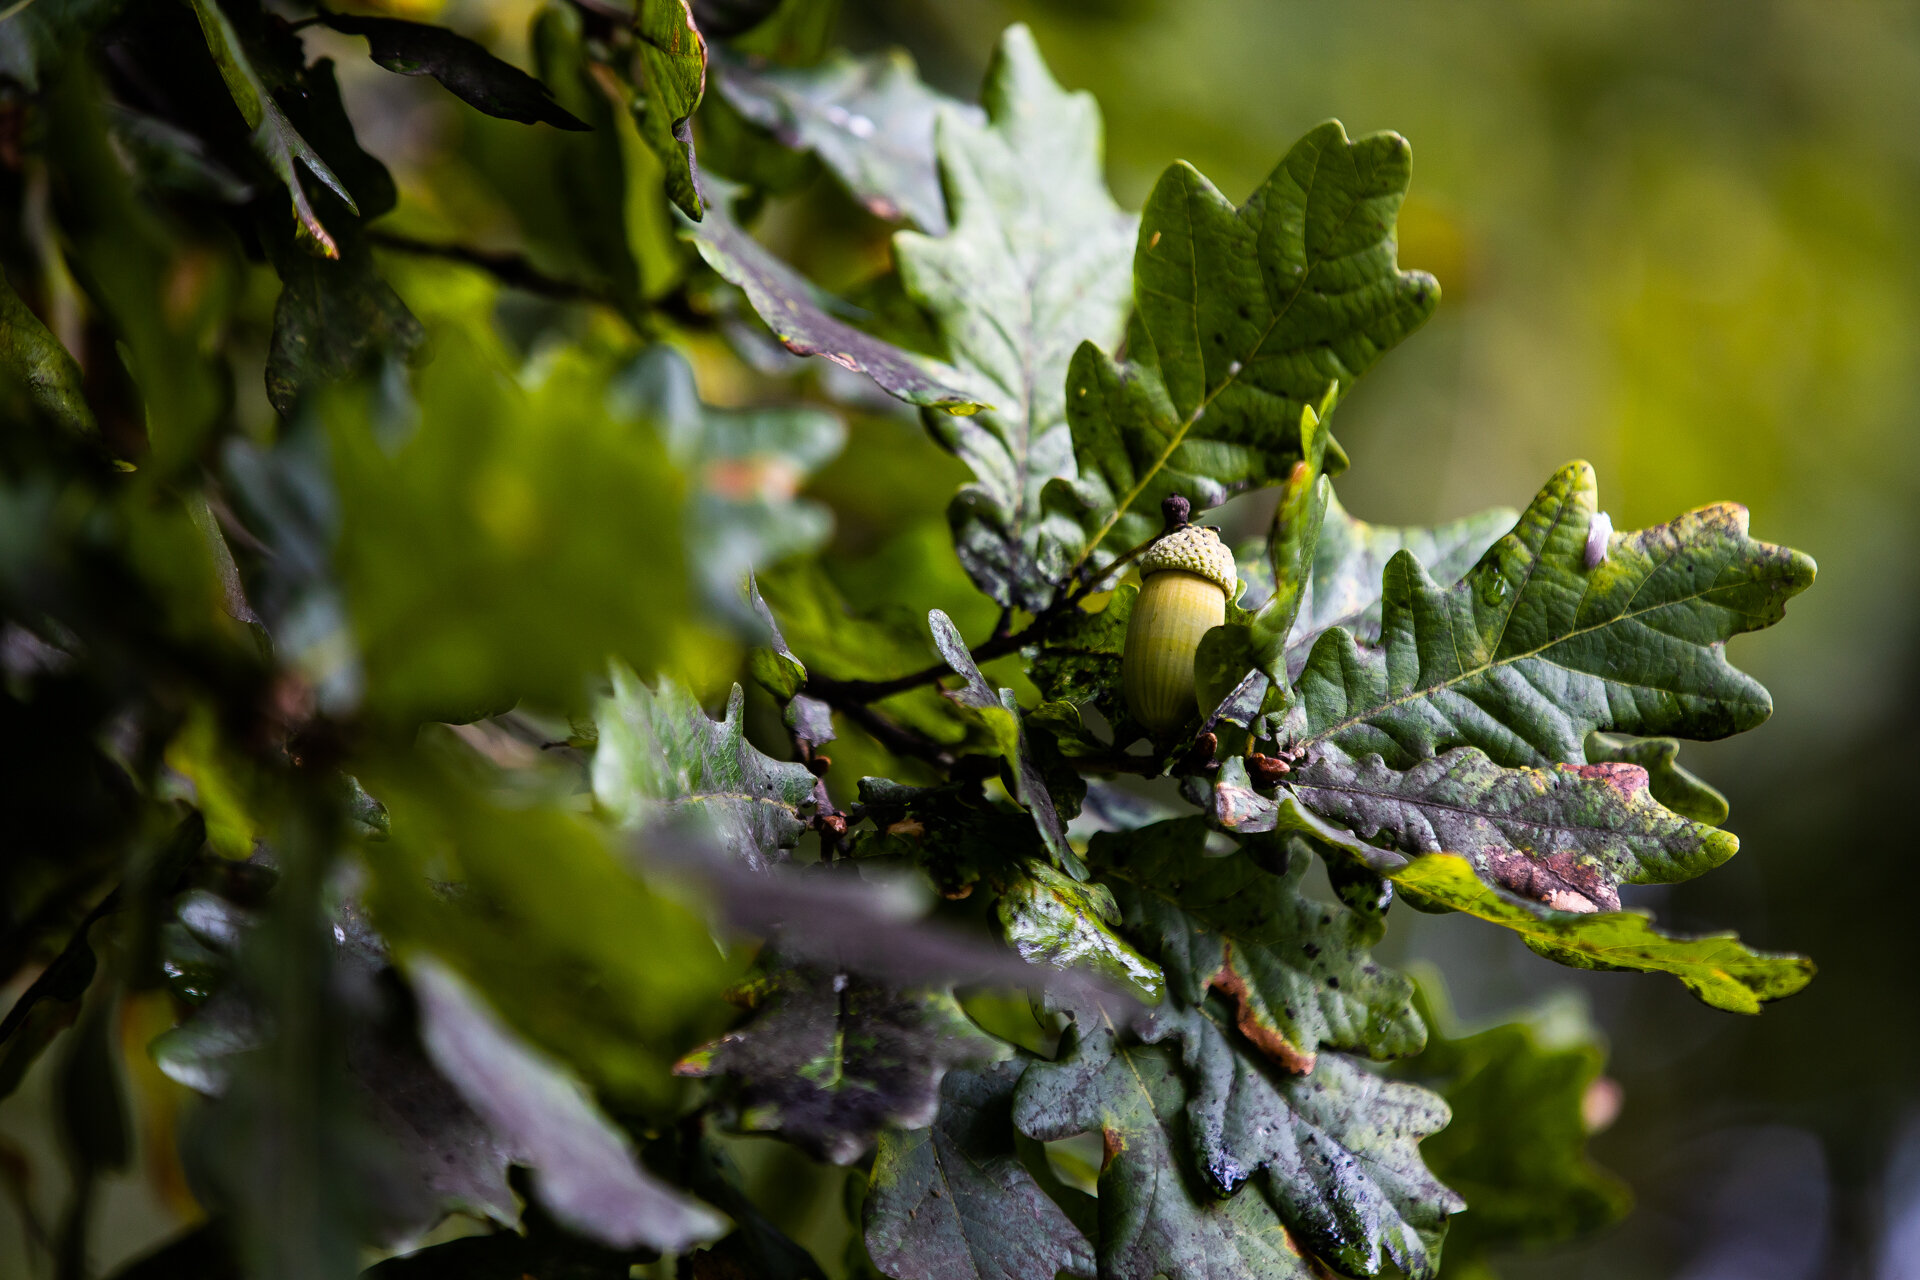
left=685, top=180, right=984, bottom=412
left=715, top=48, right=977, bottom=232
left=1060, top=121, right=1439, bottom=568
left=636, top=0, right=709, bottom=217
left=187, top=0, right=359, bottom=257
left=866, top=1060, right=1095, bottom=1280
left=1286, top=744, right=1738, bottom=912
left=613, top=345, right=845, bottom=618
left=1194, top=764, right=1810, bottom=1010
left=1290, top=461, right=1816, bottom=769
left=996, top=860, right=1164, bottom=1003
left=930, top=608, right=1079, bottom=873
left=1585, top=731, right=1729, bottom=826
left=1397, top=983, right=1629, bottom=1271
left=1012, top=1004, right=1320, bottom=1280
left=0, top=268, right=97, bottom=440
left=321, top=13, right=588, bottom=130
left=1283, top=488, right=1516, bottom=678
left=409, top=957, right=728, bottom=1251
left=893, top=25, right=1137, bottom=609
left=1141, top=1002, right=1460, bottom=1279
left=593, top=667, right=818, bottom=870
left=1091, top=817, right=1424, bottom=1068
left=675, top=959, right=1007, bottom=1164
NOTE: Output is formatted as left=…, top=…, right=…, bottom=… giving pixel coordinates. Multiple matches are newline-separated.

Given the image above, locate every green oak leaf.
left=675, top=959, right=1007, bottom=1164
left=611, top=344, right=845, bottom=619
left=715, top=47, right=979, bottom=232
left=1290, top=460, right=1816, bottom=769
left=995, top=860, right=1164, bottom=1003
left=685, top=179, right=985, bottom=412
left=1585, top=731, right=1729, bottom=825
left=188, top=0, right=359, bottom=258
left=894, top=24, right=1137, bottom=609
left=0, top=268, right=97, bottom=440
left=1285, top=744, right=1738, bottom=912
left=930, top=608, right=1081, bottom=874
left=636, top=0, right=708, bottom=218
left=866, top=1060, right=1096, bottom=1280
left=320, top=13, right=589, bottom=130
left=1092, top=817, right=1424, bottom=1068
left=1061, top=120, right=1439, bottom=570
left=1012, top=1005, right=1323, bottom=1280
left=1396, top=856, right=1813, bottom=1014
left=1142, top=1002, right=1460, bottom=1280
left=593, top=667, right=819, bottom=870
left=1396, top=981, right=1630, bottom=1275
left=1282, top=487, right=1517, bottom=679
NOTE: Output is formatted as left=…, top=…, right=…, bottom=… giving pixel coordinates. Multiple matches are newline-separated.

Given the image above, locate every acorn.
left=1123, top=509, right=1237, bottom=735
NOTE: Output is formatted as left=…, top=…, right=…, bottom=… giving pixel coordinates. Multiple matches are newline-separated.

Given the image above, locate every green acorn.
left=1123, top=503, right=1237, bottom=735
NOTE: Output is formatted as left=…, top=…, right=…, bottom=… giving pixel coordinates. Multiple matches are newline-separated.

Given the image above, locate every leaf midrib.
left=1075, top=144, right=1365, bottom=571
left=1300, top=526, right=1778, bottom=750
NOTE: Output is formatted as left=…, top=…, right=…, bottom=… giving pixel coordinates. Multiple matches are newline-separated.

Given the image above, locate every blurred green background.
left=6, top=0, right=1918, bottom=1276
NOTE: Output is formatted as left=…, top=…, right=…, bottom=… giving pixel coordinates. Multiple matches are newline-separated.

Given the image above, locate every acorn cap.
left=1138, top=525, right=1236, bottom=596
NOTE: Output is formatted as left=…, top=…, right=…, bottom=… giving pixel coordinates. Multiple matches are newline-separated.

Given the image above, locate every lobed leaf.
left=1585, top=730, right=1728, bottom=825
left=593, top=667, right=818, bottom=870
left=1291, top=460, right=1816, bottom=769
left=866, top=1060, right=1096, bottom=1280
left=1286, top=744, right=1739, bottom=912
left=1283, top=487, right=1516, bottom=679
left=716, top=47, right=978, bottom=232
left=187, top=0, right=358, bottom=257
left=1141, top=1003, right=1460, bottom=1279
left=635, top=0, right=709, bottom=218
left=1091, top=817, right=1424, bottom=1068
left=675, top=959, right=1007, bottom=1164
left=995, top=860, right=1164, bottom=1003
left=894, top=24, right=1137, bottom=609
left=1060, top=121, right=1439, bottom=568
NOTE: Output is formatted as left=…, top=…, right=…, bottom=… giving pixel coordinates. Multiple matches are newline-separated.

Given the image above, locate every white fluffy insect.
left=1584, top=511, right=1613, bottom=568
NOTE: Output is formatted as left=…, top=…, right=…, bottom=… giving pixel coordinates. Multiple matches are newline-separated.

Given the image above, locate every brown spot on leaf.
left=1562, top=761, right=1650, bottom=799
left=1483, top=848, right=1619, bottom=912
left=1208, top=948, right=1316, bottom=1074
left=1211, top=781, right=1269, bottom=831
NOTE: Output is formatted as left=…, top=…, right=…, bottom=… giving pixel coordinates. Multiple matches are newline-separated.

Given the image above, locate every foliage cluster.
left=0, top=2, right=1812, bottom=1278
